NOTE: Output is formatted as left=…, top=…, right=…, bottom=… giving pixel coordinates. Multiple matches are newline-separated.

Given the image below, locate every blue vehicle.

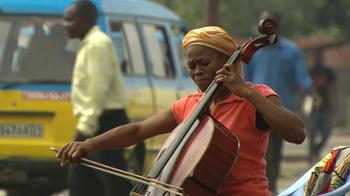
left=0, top=0, right=194, bottom=194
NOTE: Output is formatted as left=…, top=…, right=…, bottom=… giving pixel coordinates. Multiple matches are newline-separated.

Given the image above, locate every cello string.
left=80, top=162, right=183, bottom=196
left=130, top=181, right=147, bottom=195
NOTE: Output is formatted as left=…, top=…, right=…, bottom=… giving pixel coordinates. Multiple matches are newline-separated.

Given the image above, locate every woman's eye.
left=201, top=60, right=210, bottom=66
left=187, top=63, right=195, bottom=70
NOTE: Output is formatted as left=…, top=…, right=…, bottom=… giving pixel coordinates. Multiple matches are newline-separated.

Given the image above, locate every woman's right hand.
left=56, top=139, right=95, bottom=166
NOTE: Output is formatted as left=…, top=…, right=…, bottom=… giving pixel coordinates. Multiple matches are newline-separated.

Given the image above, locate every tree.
left=153, top=0, right=350, bottom=41
left=205, top=0, right=219, bottom=26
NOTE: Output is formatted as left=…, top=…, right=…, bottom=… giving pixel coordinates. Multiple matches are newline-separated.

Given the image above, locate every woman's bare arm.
left=57, top=108, right=178, bottom=165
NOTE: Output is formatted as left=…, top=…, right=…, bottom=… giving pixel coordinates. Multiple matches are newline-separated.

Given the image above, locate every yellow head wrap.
left=182, top=26, right=239, bottom=56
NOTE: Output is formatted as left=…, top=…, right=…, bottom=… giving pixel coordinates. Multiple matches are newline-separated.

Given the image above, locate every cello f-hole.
left=162, top=191, right=170, bottom=196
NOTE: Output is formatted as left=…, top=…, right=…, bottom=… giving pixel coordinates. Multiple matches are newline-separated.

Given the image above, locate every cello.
left=51, top=18, right=278, bottom=196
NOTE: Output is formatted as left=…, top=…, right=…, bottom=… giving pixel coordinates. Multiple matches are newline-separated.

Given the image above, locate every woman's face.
left=186, top=45, right=229, bottom=92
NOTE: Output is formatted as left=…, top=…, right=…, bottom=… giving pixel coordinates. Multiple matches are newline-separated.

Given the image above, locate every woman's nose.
left=193, top=66, right=203, bottom=75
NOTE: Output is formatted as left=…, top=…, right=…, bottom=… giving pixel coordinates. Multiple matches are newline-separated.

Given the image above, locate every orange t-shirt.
left=171, top=82, right=278, bottom=196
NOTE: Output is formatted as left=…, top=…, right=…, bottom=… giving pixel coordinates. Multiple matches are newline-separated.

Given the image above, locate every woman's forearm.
left=246, top=90, right=305, bottom=144
left=86, top=122, right=144, bottom=151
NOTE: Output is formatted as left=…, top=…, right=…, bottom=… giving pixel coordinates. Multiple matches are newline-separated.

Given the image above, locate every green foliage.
left=153, top=0, right=350, bottom=40
left=153, top=0, right=203, bottom=29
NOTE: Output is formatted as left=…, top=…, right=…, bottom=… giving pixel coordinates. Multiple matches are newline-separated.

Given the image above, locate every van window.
left=0, top=21, right=11, bottom=68
left=142, top=24, right=175, bottom=78
left=0, top=15, right=78, bottom=83
left=110, top=21, right=146, bottom=76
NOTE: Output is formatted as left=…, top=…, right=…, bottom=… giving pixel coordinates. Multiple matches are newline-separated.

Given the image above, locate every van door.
left=108, top=19, right=155, bottom=120
left=137, top=19, right=183, bottom=113
left=135, top=19, right=196, bottom=166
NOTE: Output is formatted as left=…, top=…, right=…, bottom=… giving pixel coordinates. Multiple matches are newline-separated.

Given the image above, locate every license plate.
left=0, top=124, right=43, bottom=137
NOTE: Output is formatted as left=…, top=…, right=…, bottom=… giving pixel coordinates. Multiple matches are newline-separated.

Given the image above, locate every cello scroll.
left=239, top=18, right=278, bottom=64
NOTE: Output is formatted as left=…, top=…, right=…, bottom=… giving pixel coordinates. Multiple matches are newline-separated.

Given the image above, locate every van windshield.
left=0, top=15, right=79, bottom=83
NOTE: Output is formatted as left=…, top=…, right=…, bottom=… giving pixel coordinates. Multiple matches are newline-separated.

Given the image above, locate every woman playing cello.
left=57, top=26, right=305, bottom=196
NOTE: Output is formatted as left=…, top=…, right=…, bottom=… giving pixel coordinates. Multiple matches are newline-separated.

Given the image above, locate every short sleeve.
left=171, top=98, right=186, bottom=124
left=171, top=93, right=200, bottom=124
left=254, top=83, right=280, bottom=98
left=252, top=84, right=280, bottom=131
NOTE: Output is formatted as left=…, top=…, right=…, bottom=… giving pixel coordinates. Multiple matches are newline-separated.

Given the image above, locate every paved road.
left=277, top=126, right=350, bottom=194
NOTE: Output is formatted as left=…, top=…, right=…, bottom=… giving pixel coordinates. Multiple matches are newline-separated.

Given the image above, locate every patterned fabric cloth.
left=182, top=26, right=239, bottom=56
left=304, top=146, right=350, bottom=196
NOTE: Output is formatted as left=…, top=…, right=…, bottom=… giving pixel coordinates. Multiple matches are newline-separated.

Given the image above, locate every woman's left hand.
left=215, top=63, right=252, bottom=98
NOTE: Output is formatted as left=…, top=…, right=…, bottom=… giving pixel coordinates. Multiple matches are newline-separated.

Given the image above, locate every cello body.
left=147, top=116, right=240, bottom=195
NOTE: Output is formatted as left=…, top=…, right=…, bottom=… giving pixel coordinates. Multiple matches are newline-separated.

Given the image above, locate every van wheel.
left=126, top=142, right=145, bottom=175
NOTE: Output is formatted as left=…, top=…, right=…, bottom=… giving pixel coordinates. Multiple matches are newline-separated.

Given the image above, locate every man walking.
left=63, top=1, right=132, bottom=195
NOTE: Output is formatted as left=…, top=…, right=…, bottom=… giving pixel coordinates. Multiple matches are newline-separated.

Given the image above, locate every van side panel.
left=0, top=85, right=75, bottom=157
